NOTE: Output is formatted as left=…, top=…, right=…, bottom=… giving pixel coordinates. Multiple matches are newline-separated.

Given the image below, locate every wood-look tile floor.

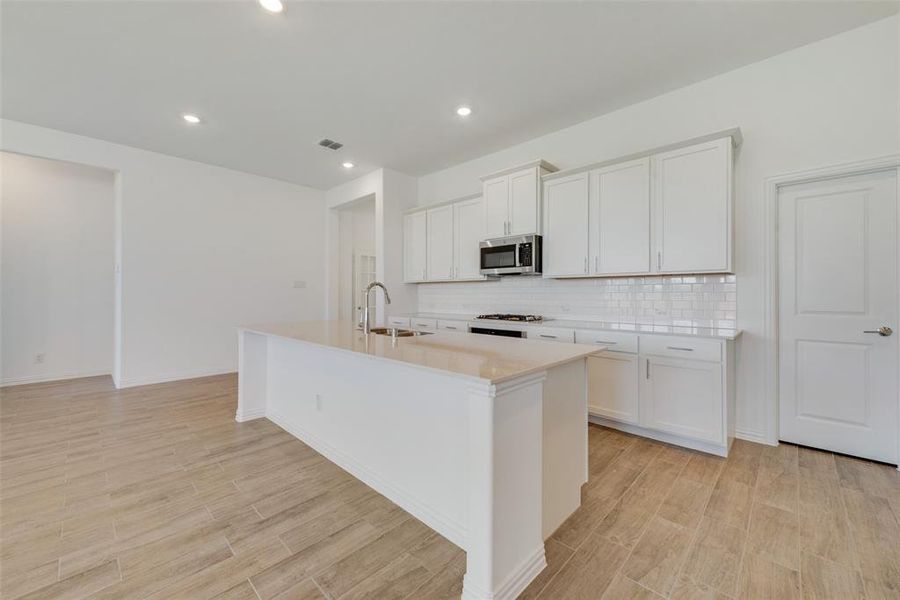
left=1, top=375, right=899, bottom=599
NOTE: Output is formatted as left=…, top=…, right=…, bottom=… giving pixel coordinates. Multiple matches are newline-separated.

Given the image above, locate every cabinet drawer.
left=639, top=335, right=721, bottom=362
left=528, top=327, right=575, bottom=343
left=387, top=316, right=410, bottom=328
left=411, top=318, right=438, bottom=331
left=575, top=330, right=638, bottom=354
left=437, top=320, right=468, bottom=332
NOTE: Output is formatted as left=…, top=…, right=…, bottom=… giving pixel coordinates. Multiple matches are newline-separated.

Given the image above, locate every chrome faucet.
left=362, top=281, right=391, bottom=334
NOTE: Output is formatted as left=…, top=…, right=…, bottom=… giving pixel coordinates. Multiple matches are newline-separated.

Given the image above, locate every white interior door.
left=778, top=169, right=898, bottom=464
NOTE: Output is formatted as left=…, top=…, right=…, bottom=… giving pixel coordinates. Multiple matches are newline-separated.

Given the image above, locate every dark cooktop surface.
left=475, top=314, right=543, bottom=322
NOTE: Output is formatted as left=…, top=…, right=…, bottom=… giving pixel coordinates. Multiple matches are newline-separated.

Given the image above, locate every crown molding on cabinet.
left=479, top=159, right=559, bottom=181
left=404, top=192, right=482, bottom=215
left=542, top=127, right=743, bottom=182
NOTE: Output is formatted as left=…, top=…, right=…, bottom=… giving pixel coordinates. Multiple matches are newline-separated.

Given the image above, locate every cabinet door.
left=594, top=158, right=650, bottom=274
left=639, top=356, right=723, bottom=443
left=453, top=197, right=485, bottom=280
left=544, top=172, right=590, bottom=277
left=403, top=211, right=427, bottom=282
left=588, top=353, right=639, bottom=424
left=509, top=167, right=539, bottom=235
left=652, top=138, right=732, bottom=273
left=483, top=176, right=509, bottom=238
left=426, top=205, right=454, bottom=281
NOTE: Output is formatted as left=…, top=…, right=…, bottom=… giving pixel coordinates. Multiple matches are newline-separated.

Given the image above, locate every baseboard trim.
left=734, top=427, right=773, bottom=446
left=115, top=367, right=235, bottom=389
left=1, top=370, right=111, bottom=388
left=589, top=414, right=728, bottom=457
left=267, top=409, right=468, bottom=550
left=235, top=407, right=267, bottom=422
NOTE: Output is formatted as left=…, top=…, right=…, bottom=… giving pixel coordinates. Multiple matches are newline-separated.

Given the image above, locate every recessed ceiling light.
left=259, top=0, right=284, bottom=13
left=342, top=162, right=355, bottom=169
left=182, top=114, right=201, bottom=124
left=456, top=106, right=472, bottom=117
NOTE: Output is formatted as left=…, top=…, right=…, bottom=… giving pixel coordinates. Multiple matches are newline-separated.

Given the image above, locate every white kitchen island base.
left=237, top=322, right=598, bottom=600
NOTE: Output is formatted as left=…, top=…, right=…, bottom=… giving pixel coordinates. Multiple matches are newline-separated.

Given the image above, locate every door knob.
left=863, top=326, right=893, bottom=336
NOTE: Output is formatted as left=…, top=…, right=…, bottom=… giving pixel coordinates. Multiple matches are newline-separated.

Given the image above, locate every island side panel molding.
left=542, top=358, right=588, bottom=538
left=236, top=330, right=268, bottom=422
left=463, top=372, right=548, bottom=600
left=262, top=335, right=469, bottom=548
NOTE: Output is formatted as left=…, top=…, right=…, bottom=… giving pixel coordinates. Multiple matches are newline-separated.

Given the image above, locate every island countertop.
left=240, top=320, right=601, bottom=384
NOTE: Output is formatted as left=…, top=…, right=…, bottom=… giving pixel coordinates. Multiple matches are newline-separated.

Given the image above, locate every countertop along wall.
left=1, top=119, right=328, bottom=387
left=414, top=16, right=900, bottom=443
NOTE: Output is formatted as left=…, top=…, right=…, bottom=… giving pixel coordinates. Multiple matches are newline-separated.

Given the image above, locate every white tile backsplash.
left=417, top=275, right=737, bottom=329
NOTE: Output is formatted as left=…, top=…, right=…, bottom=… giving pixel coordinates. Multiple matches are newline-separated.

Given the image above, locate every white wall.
left=1, top=152, right=115, bottom=385
left=1, top=120, right=327, bottom=387
left=415, top=16, right=900, bottom=442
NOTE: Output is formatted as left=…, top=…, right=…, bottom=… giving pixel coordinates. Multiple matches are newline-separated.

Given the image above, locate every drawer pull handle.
left=540, top=334, right=557, bottom=339
left=594, top=341, right=617, bottom=345
left=666, top=346, right=694, bottom=352
left=445, top=326, right=457, bottom=330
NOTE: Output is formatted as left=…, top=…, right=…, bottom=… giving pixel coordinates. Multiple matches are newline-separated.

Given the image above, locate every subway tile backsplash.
left=417, top=275, right=737, bottom=329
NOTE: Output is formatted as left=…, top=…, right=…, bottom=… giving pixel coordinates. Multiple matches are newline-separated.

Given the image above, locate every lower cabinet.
left=639, top=355, right=723, bottom=444
left=584, top=331, right=734, bottom=456
left=587, top=352, right=639, bottom=425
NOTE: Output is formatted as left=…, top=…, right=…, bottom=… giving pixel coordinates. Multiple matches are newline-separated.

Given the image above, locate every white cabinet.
left=387, top=316, right=411, bottom=328
left=437, top=319, right=468, bottom=332
left=481, top=161, right=557, bottom=238
left=592, top=158, right=651, bottom=275
left=483, top=177, right=509, bottom=238
left=541, top=131, right=737, bottom=279
left=453, top=197, right=486, bottom=280
left=509, top=167, right=540, bottom=235
left=544, top=172, right=590, bottom=277
left=584, top=330, right=734, bottom=456
left=653, top=137, right=732, bottom=273
left=403, top=211, right=427, bottom=283
left=526, top=326, right=575, bottom=343
left=588, top=353, right=639, bottom=425
left=410, top=317, right=437, bottom=333
left=426, top=205, right=454, bottom=281
left=639, top=355, right=724, bottom=444
left=403, top=195, right=487, bottom=283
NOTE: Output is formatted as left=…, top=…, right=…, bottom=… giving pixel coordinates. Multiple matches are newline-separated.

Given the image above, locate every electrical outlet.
left=34, top=353, right=45, bottom=364
left=315, top=394, right=323, bottom=411
left=293, top=280, right=307, bottom=289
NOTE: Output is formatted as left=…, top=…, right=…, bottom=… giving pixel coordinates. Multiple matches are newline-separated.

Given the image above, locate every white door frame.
left=762, top=154, right=900, bottom=467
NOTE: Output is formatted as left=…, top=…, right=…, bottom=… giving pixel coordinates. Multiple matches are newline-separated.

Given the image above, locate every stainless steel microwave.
left=479, top=234, right=542, bottom=276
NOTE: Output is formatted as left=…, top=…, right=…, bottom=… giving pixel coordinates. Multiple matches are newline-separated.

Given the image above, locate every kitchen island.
left=237, top=321, right=600, bottom=600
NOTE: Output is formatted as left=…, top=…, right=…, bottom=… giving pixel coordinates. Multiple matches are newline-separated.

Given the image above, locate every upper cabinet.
left=542, top=130, right=738, bottom=278
left=403, top=211, right=427, bottom=283
left=544, top=172, right=591, bottom=277
left=653, top=138, right=732, bottom=273
left=481, top=161, right=557, bottom=238
left=426, top=205, right=454, bottom=281
left=593, top=157, right=651, bottom=275
left=403, top=195, right=487, bottom=284
left=453, top=197, right=485, bottom=280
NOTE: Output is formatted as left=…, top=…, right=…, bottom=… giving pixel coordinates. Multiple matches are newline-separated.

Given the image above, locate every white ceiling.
left=3, top=1, right=897, bottom=190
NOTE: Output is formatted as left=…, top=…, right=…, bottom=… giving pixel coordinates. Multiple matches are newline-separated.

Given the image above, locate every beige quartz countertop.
left=399, top=313, right=741, bottom=340
left=240, top=321, right=600, bottom=385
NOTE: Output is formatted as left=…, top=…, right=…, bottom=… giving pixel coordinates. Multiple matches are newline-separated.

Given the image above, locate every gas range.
left=475, top=314, right=544, bottom=323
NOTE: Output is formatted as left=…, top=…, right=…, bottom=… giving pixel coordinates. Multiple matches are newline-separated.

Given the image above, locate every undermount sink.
left=369, top=327, right=432, bottom=337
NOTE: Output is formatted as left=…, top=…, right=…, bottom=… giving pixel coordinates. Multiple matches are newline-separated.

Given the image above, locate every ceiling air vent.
left=318, top=138, right=343, bottom=150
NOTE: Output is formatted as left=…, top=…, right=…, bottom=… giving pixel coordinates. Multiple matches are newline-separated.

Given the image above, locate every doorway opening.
left=336, top=195, right=376, bottom=326
left=1, top=152, right=116, bottom=386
